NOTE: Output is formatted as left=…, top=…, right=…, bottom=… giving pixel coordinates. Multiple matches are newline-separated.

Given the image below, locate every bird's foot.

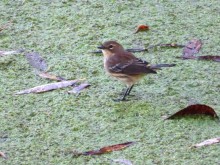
left=118, top=92, right=134, bottom=97
left=118, top=89, right=127, bottom=95
left=113, top=98, right=128, bottom=102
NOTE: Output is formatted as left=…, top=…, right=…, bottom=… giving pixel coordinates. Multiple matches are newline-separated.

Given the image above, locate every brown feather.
left=106, top=51, right=156, bottom=75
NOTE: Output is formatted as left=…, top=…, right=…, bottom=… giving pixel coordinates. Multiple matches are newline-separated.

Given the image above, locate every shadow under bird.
left=98, top=41, right=176, bottom=101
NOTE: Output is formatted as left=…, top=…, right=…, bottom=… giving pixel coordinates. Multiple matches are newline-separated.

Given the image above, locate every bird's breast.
left=102, top=51, right=114, bottom=72
left=103, top=58, right=110, bottom=72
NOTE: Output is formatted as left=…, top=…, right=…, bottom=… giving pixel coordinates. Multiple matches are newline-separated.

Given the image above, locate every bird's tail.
left=150, top=64, right=176, bottom=70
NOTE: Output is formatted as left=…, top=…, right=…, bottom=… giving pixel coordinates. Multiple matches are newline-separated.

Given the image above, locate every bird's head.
left=98, top=41, right=125, bottom=57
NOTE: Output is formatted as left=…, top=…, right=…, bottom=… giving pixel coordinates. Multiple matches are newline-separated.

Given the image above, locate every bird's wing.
left=109, top=58, right=157, bottom=75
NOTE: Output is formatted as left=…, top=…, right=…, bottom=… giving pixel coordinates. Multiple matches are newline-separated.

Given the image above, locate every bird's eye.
left=109, top=45, right=114, bottom=49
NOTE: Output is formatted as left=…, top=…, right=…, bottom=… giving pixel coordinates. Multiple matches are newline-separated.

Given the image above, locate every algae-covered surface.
left=0, top=1, right=220, bottom=164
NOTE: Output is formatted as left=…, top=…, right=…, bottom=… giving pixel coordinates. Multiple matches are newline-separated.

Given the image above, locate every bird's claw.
left=113, top=98, right=128, bottom=102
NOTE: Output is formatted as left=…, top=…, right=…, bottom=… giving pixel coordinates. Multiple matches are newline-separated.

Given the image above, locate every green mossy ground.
left=0, top=1, right=220, bottom=164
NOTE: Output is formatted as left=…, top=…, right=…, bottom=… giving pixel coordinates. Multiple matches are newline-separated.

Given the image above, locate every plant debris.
left=15, top=80, right=79, bottom=95
left=111, top=158, right=133, bottom=165
left=92, top=39, right=219, bottom=62
left=0, top=49, right=24, bottom=57
left=148, top=43, right=185, bottom=50
left=182, top=39, right=202, bottom=58
left=165, top=104, right=219, bottom=119
left=178, top=39, right=220, bottom=62
left=134, top=24, right=150, bottom=33
left=74, top=141, right=136, bottom=156
left=25, top=52, right=48, bottom=72
left=38, top=72, right=65, bottom=81
left=192, top=137, right=220, bottom=148
left=179, top=54, right=220, bottom=62
left=0, top=151, right=7, bottom=159
left=67, top=83, right=91, bottom=94
left=197, top=55, right=220, bottom=62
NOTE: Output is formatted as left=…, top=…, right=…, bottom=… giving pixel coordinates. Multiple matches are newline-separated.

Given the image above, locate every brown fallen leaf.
left=67, top=83, right=91, bottom=94
left=178, top=54, right=220, bottom=62
left=197, top=55, right=220, bottom=62
left=134, top=24, right=150, bottom=33
left=165, top=104, right=219, bottom=119
left=15, top=79, right=79, bottom=95
left=192, top=137, right=220, bottom=148
left=0, top=151, right=7, bottom=159
left=38, top=72, right=65, bottom=81
left=25, top=52, right=47, bottom=72
left=182, top=39, right=202, bottom=58
left=75, top=141, right=136, bottom=156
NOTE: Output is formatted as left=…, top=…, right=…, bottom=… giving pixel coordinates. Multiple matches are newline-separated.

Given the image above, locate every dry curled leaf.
left=38, top=72, right=65, bottom=81
left=134, top=24, right=149, bottom=33
left=182, top=39, right=202, bottom=58
left=25, top=52, right=47, bottom=72
left=15, top=79, right=79, bottom=95
left=0, top=151, right=7, bottom=159
left=75, top=142, right=136, bottom=156
left=165, top=104, right=219, bottom=119
left=192, top=137, right=220, bottom=148
left=67, top=83, right=91, bottom=94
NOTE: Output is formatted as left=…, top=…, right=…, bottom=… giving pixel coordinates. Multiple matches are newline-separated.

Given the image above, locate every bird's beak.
left=97, top=45, right=106, bottom=49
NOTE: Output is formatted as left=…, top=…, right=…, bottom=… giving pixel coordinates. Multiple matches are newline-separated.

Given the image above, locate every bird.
left=98, top=40, right=175, bottom=101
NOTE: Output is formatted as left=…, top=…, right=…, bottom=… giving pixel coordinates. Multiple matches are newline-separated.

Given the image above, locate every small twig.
left=126, top=48, right=148, bottom=52
left=176, top=55, right=197, bottom=60
left=15, top=79, right=80, bottom=95
left=148, top=43, right=185, bottom=49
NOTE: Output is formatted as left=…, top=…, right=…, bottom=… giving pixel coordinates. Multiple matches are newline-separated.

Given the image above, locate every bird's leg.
left=113, top=85, right=134, bottom=102
left=127, top=85, right=134, bottom=95
left=120, top=87, right=130, bottom=101
left=114, top=87, right=130, bottom=102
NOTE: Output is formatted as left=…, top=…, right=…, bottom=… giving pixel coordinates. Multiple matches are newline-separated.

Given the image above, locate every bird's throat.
left=102, top=50, right=114, bottom=58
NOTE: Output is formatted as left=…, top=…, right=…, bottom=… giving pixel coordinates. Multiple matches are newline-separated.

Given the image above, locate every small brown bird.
left=98, top=41, right=175, bottom=101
